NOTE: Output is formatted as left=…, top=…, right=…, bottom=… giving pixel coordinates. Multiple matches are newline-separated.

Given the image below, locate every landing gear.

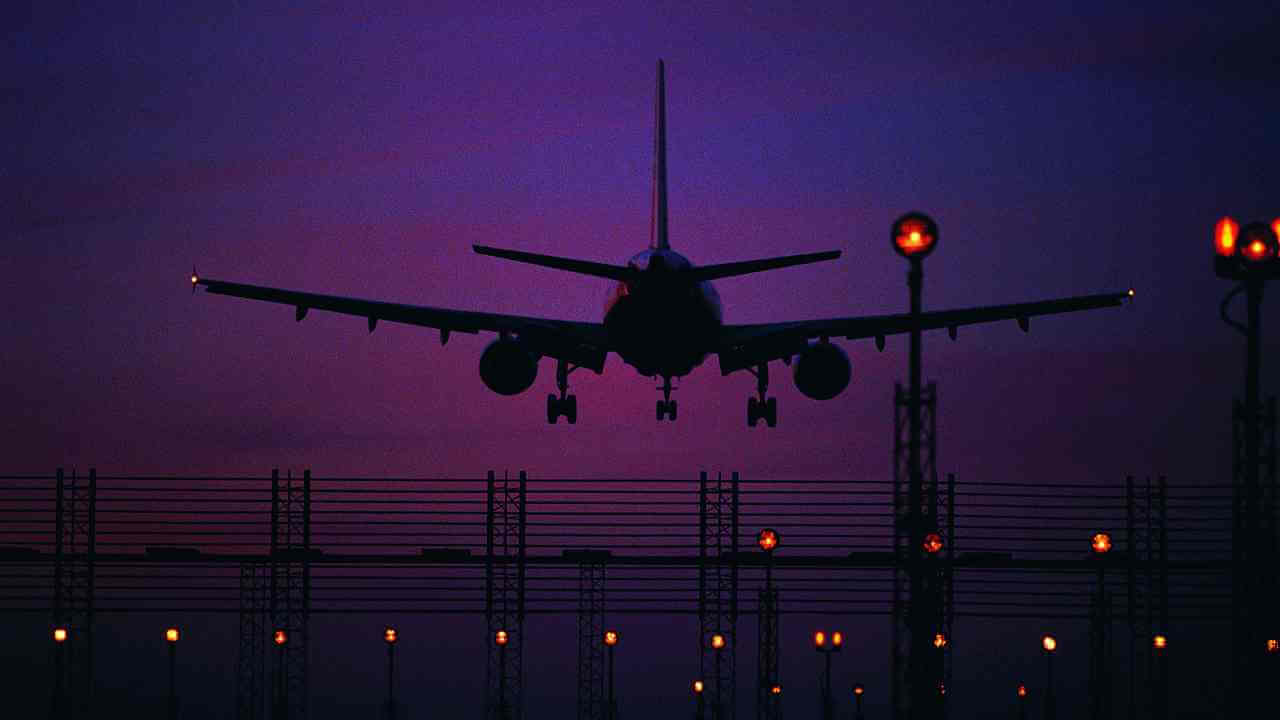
left=656, top=375, right=678, bottom=421
left=547, top=359, right=578, bottom=424
left=746, top=363, right=777, bottom=427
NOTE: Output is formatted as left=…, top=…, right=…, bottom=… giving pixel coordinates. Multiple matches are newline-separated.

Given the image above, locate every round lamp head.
left=1091, top=532, right=1112, bottom=554
left=53, top=627, right=68, bottom=644
left=832, top=631, right=844, bottom=648
left=1041, top=634, right=1057, bottom=653
left=1017, top=684, right=1027, bottom=698
left=1268, top=638, right=1280, bottom=654
left=1239, top=221, right=1278, bottom=264
left=710, top=633, right=726, bottom=650
left=933, top=632, right=947, bottom=649
left=770, top=684, right=781, bottom=695
left=757, top=528, right=780, bottom=552
left=273, top=630, right=287, bottom=646
left=1214, top=217, right=1239, bottom=258
left=892, top=212, right=939, bottom=259
left=1152, top=634, right=1168, bottom=651
left=495, top=630, right=509, bottom=647
left=814, top=631, right=826, bottom=648
left=384, top=627, right=397, bottom=644
left=923, top=533, right=944, bottom=554
left=854, top=684, right=865, bottom=697
left=604, top=630, right=619, bottom=646
left=166, top=627, right=180, bottom=643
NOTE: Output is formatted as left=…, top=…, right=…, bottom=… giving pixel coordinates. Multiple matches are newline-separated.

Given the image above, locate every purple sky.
left=4, top=1, right=1279, bottom=717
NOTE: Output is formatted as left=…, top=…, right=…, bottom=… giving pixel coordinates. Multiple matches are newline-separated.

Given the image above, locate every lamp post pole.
left=384, top=628, right=397, bottom=720
left=1044, top=638, right=1057, bottom=720
left=166, top=629, right=178, bottom=720
left=605, top=630, right=619, bottom=720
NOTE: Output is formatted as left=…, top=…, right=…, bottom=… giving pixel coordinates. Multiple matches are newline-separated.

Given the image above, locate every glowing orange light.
left=604, top=630, right=619, bottom=646
left=1273, top=219, right=1280, bottom=245
left=1239, top=222, right=1278, bottom=263
left=923, top=533, right=944, bottom=554
left=1266, top=638, right=1279, bottom=654
left=891, top=212, right=939, bottom=259
left=495, top=630, right=509, bottom=646
left=53, top=627, right=68, bottom=643
left=1215, top=217, right=1239, bottom=257
left=166, top=627, right=180, bottom=643
left=1041, top=634, right=1057, bottom=652
left=854, top=684, right=865, bottom=697
left=693, top=680, right=704, bottom=694
left=933, top=632, right=947, bottom=649
left=1091, top=532, right=1112, bottom=554
left=1152, top=634, right=1168, bottom=650
left=1017, top=684, right=1028, bottom=698
left=190, top=274, right=198, bottom=284
left=770, top=684, right=782, bottom=695
left=710, top=633, right=726, bottom=650
left=757, top=528, right=779, bottom=552
left=273, top=630, right=287, bottom=646
left=814, top=631, right=826, bottom=648
left=384, top=627, right=397, bottom=644
left=832, top=631, right=844, bottom=648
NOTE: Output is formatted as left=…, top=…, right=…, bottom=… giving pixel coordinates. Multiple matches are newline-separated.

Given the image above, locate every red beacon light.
left=1092, top=532, right=1112, bottom=554
left=757, top=528, right=779, bottom=552
left=384, top=627, right=398, bottom=644
left=1215, top=217, right=1239, bottom=257
left=923, top=533, right=944, bottom=554
left=1240, top=222, right=1278, bottom=263
left=495, top=630, right=509, bottom=646
left=273, top=630, right=287, bottom=646
left=892, top=212, right=939, bottom=259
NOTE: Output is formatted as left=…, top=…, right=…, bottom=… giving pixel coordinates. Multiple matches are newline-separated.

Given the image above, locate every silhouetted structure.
left=699, top=471, right=739, bottom=720
left=755, top=557, right=779, bottom=720
left=270, top=470, right=312, bottom=720
left=486, top=471, right=526, bottom=720
left=52, top=467, right=95, bottom=720
left=237, top=559, right=269, bottom=720
left=573, top=550, right=608, bottom=720
left=1125, top=475, right=1167, bottom=720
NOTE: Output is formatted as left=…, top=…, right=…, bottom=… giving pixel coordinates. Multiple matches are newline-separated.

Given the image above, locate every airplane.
left=191, top=60, right=1132, bottom=427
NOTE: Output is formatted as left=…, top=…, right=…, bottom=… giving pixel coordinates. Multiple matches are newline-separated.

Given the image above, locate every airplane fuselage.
left=603, top=248, right=723, bottom=378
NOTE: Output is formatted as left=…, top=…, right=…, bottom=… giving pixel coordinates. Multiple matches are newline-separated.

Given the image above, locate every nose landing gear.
left=547, top=359, right=578, bottom=424
left=656, top=375, right=678, bottom=421
left=746, top=363, right=777, bottom=427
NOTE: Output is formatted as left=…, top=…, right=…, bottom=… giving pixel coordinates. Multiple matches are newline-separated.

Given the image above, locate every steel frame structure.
left=1125, top=475, right=1167, bottom=720
left=52, top=467, right=96, bottom=720
left=486, top=471, right=527, bottom=720
left=270, top=469, right=311, bottom=720
left=576, top=553, right=607, bottom=720
left=237, top=559, right=269, bottom=720
left=699, top=471, right=739, bottom=720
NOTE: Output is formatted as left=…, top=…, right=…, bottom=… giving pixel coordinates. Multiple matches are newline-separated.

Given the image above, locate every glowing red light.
left=923, top=533, right=944, bottom=554
left=273, top=630, right=287, bottom=646
left=495, top=630, right=509, bottom=646
left=757, top=528, right=779, bottom=552
left=1092, top=533, right=1112, bottom=554
left=1215, top=217, right=1239, bottom=257
left=891, top=212, right=939, bottom=259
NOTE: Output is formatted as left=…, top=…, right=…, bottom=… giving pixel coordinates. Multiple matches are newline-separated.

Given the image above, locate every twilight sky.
left=3, top=1, right=1279, bottom=717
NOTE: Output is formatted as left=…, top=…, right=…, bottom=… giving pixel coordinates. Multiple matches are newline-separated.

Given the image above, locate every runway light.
left=604, top=630, right=619, bottom=646
left=166, top=627, right=180, bottom=643
left=693, top=680, right=704, bottom=694
left=933, top=632, right=947, bottom=649
left=854, top=684, right=864, bottom=697
left=892, top=212, right=939, bottom=259
left=1017, top=683, right=1027, bottom=698
left=710, top=633, right=726, bottom=650
left=53, top=627, right=68, bottom=644
left=273, top=630, right=287, bottom=646
left=832, top=631, right=843, bottom=648
left=1153, top=634, right=1168, bottom=651
left=1215, top=217, right=1239, bottom=257
left=1042, top=634, right=1057, bottom=653
left=757, top=528, right=779, bottom=552
left=384, top=627, right=397, bottom=644
left=814, top=631, right=826, bottom=648
left=495, top=630, right=509, bottom=646
left=923, top=533, right=944, bottom=554
left=770, top=684, right=782, bottom=695
left=1266, top=638, right=1279, bottom=654
left=1092, top=532, right=1112, bottom=554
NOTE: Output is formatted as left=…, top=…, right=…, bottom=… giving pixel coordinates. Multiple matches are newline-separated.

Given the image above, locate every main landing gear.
left=746, top=362, right=777, bottom=428
left=547, top=359, right=578, bottom=424
left=656, top=375, right=677, bottom=421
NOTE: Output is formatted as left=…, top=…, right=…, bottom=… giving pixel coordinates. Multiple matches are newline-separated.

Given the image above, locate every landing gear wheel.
left=657, top=401, right=665, bottom=421
left=668, top=400, right=677, bottom=421
left=764, top=397, right=777, bottom=427
left=566, top=395, right=577, bottom=424
left=547, top=394, right=560, bottom=424
left=747, top=397, right=760, bottom=427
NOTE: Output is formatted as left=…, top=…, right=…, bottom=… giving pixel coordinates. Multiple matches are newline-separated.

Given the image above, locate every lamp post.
left=710, top=633, right=727, bottom=719
left=52, top=626, right=68, bottom=719
left=1016, top=683, right=1028, bottom=720
left=272, top=629, right=287, bottom=718
left=853, top=683, right=865, bottom=720
left=1215, top=215, right=1280, bottom=713
left=1151, top=634, right=1168, bottom=720
left=495, top=629, right=510, bottom=720
left=758, top=527, right=781, bottom=719
left=693, top=680, right=706, bottom=720
left=1042, top=635, right=1058, bottom=720
left=814, top=630, right=843, bottom=720
left=893, top=211, right=940, bottom=719
left=165, top=627, right=179, bottom=720
left=384, top=627, right=398, bottom=720
left=1090, top=532, right=1111, bottom=720
left=605, top=630, right=620, bottom=720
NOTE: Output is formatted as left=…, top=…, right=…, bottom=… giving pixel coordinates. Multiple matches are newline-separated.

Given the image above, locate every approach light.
left=1091, top=532, right=1112, bottom=554
left=1240, top=222, right=1278, bottom=263
left=693, top=680, right=704, bottom=694
left=53, top=627, right=68, bottom=644
left=923, top=533, right=944, bottom=554
left=384, top=627, right=397, bottom=644
left=604, top=630, right=619, bottom=646
left=854, top=684, right=865, bottom=697
left=832, top=631, right=843, bottom=648
left=814, top=631, right=826, bottom=648
left=933, top=632, right=947, bottom=649
left=770, top=684, right=781, bottom=695
left=166, top=627, right=180, bottom=643
left=1152, top=634, right=1168, bottom=651
left=273, top=630, right=287, bottom=646
left=710, top=633, right=726, bottom=650
left=892, top=212, right=939, bottom=259
left=1267, top=638, right=1279, bottom=654
left=757, top=528, right=780, bottom=552
left=495, top=630, right=509, bottom=647
left=1017, top=683, right=1028, bottom=698
left=1041, top=634, right=1057, bottom=653
left=1215, top=217, right=1239, bottom=257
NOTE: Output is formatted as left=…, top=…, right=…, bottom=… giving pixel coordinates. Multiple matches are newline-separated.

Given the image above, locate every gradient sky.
left=4, top=1, right=1279, bottom=717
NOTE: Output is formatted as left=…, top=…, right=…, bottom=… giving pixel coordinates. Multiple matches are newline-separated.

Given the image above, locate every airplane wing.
left=192, top=275, right=609, bottom=372
left=715, top=290, right=1133, bottom=373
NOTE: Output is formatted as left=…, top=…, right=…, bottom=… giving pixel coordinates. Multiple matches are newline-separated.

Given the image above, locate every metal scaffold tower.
left=270, top=469, right=312, bottom=720
left=51, top=467, right=96, bottom=720
left=1126, top=475, right=1167, bottom=720
left=237, top=559, right=269, bottom=720
left=755, top=561, right=780, bottom=720
left=699, top=471, right=739, bottom=720
left=575, top=551, right=608, bottom=720
left=486, top=471, right=527, bottom=720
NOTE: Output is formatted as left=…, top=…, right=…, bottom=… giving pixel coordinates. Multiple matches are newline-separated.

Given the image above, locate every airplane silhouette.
left=192, top=60, right=1131, bottom=427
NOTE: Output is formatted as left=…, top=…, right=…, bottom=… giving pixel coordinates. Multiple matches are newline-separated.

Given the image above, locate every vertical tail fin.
left=649, top=59, right=670, bottom=250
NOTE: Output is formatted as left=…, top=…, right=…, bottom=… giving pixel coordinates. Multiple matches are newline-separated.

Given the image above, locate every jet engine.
left=479, top=338, right=538, bottom=395
left=792, top=342, right=851, bottom=400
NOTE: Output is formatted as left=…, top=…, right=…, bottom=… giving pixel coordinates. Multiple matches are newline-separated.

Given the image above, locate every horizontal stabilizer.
left=688, top=250, right=841, bottom=282
left=473, top=245, right=632, bottom=281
